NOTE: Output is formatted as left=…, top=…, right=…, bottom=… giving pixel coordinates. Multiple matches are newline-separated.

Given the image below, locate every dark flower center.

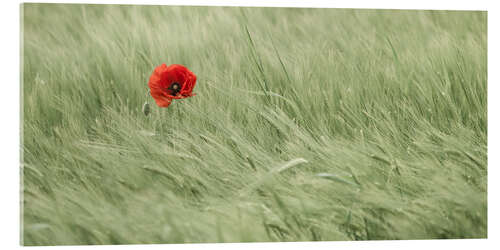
left=168, top=82, right=181, bottom=96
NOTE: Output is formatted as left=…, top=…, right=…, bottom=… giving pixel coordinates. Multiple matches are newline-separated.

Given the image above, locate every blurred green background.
left=22, top=4, right=487, bottom=245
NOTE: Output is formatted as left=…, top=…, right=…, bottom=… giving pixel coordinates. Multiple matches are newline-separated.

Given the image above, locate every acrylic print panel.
left=21, top=3, right=487, bottom=246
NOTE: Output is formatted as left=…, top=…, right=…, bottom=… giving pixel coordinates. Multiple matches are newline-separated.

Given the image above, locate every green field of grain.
left=21, top=4, right=487, bottom=245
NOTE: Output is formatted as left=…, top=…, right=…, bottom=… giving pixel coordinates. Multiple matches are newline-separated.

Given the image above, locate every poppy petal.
left=148, top=63, right=197, bottom=108
left=153, top=95, right=172, bottom=107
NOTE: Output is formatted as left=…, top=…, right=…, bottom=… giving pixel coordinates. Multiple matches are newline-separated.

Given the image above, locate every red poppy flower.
left=148, top=64, right=197, bottom=107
